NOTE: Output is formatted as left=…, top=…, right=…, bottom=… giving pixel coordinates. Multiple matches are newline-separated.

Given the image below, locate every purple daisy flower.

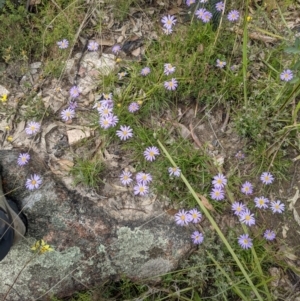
left=168, top=166, right=181, bottom=177
left=141, top=67, right=151, bottom=76
left=61, top=108, right=75, bottom=121
left=186, top=0, right=196, bottom=6
left=260, top=172, right=274, bottom=185
left=216, top=59, right=226, bottom=68
left=210, top=187, right=225, bottom=201
left=254, top=196, right=269, bottom=209
left=136, top=172, right=152, bottom=185
left=116, top=125, right=133, bottom=141
left=87, top=40, right=99, bottom=51
left=112, top=44, right=121, bottom=54
left=174, top=209, right=190, bottom=226
left=227, top=10, right=240, bottom=22
left=99, top=115, right=113, bottom=129
left=238, top=233, right=252, bottom=249
left=68, top=101, right=78, bottom=110
left=188, top=208, right=202, bottom=223
left=164, top=63, right=176, bottom=75
left=161, top=15, right=177, bottom=29
left=17, top=153, right=30, bottom=166
left=25, top=121, right=40, bottom=135
left=133, top=183, right=149, bottom=196
left=270, top=200, right=285, bottom=213
left=280, top=69, right=293, bottom=82
left=164, top=78, right=178, bottom=91
left=191, top=231, right=204, bottom=244
left=57, top=39, right=69, bottom=49
left=201, top=11, right=212, bottom=23
left=109, top=114, right=119, bottom=127
left=264, top=230, right=276, bottom=241
left=231, top=201, right=246, bottom=216
left=70, top=86, right=80, bottom=98
left=215, top=1, right=225, bottom=11
left=195, top=8, right=207, bottom=20
left=240, top=209, right=255, bottom=226
left=25, top=174, right=42, bottom=190
left=98, top=104, right=113, bottom=117
left=212, top=173, right=227, bottom=189
left=128, top=102, right=140, bottom=113
left=241, top=181, right=253, bottom=195
left=143, top=146, right=160, bottom=161
left=120, top=170, right=133, bottom=185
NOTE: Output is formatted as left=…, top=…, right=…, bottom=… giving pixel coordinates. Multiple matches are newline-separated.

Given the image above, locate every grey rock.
left=0, top=150, right=191, bottom=300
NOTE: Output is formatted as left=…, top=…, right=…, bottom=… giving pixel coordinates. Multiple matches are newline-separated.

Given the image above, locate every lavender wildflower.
left=17, top=153, right=30, bottom=166
left=133, top=183, right=149, bottom=196
left=61, top=108, right=75, bottom=121
left=241, top=181, right=253, bottom=195
left=210, top=187, right=225, bottom=201
left=109, top=114, right=119, bottom=127
left=70, top=86, right=80, bottom=98
left=128, top=102, right=140, bottom=113
left=240, top=209, right=255, bottom=226
left=260, top=172, right=274, bottom=185
left=98, top=104, right=113, bottom=117
left=280, top=69, right=293, bottom=82
left=164, top=63, right=176, bottom=75
left=87, top=40, right=99, bottom=51
left=202, top=11, right=212, bottom=23
left=231, top=201, right=246, bottom=216
left=25, top=174, right=42, bottom=190
left=215, top=1, right=225, bottom=11
left=264, top=230, right=276, bottom=241
left=270, top=200, right=285, bottom=213
left=136, top=172, right=152, bottom=185
left=174, top=209, right=190, bottom=226
left=143, top=146, right=160, bottom=162
left=57, top=39, right=69, bottom=49
left=235, top=151, right=245, bottom=159
left=120, top=170, right=133, bottom=185
left=25, top=121, right=40, bottom=135
left=227, top=10, right=240, bottom=22
left=216, top=59, right=226, bottom=68
left=254, top=196, right=269, bottom=209
left=168, top=167, right=181, bottom=177
left=212, top=173, right=227, bottom=189
left=191, top=231, right=204, bottom=244
left=186, top=0, right=196, bottom=6
left=195, top=8, right=207, bottom=20
left=112, top=45, right=121, bottom=54
left=164, top=78, right=178, bottom=91
left=116, top=125, right=133, bottom=141
left=238, top=234, right=252, bottom=249
left=161, top=15, right=177, bottom=29
left=99, top=115, right=113, bottom=129
left=188, top=208, right=202, bottom=223
left=141, top=67, right=151, bottom=76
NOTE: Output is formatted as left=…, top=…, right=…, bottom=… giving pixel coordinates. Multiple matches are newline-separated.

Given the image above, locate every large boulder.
left=0, top=150, right=192, bottom=300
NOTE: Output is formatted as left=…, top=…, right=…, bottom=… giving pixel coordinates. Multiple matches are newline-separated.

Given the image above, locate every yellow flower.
left=31, top=239, right=54, bottom=254
left=4, top=125, right=10, bottom=130
left=246, top=16, right=252, bottom=22
left=116, top=58, right=122, bottom=63
left=0, top=94, right=7, bottom=102
left=137, top=100, right=143, bottom=105
left=6, top=136, right=13, bottom=142
left=117, top=103, right=121, bottom=107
